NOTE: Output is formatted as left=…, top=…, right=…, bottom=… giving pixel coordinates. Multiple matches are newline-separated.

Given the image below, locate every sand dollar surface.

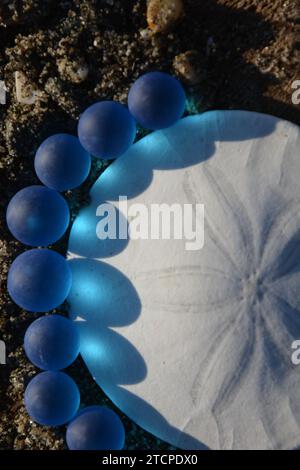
left=68, top=111, right=300, bottom=449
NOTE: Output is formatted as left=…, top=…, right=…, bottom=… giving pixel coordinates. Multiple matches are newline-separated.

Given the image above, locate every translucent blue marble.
left=7, top=249, right=72, bottom=312
left=34, top=134, right=91, bottom=191
left=24, top=315, right=80, bottom=370
left=66, top=406, right=125, bottom=450
left=128, top=71, right=186, bottom=130
left=25, top=371, right=80, bottom=426
left=78, top=101, right=136, bottom=159
left=6, top=185, right=69, bottom=246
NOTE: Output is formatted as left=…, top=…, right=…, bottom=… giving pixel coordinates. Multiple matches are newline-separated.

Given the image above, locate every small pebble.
left=139, top=28, right=152, bottom=40
left=173, top=51, right=205, bottom=85
left=57, top=58, right=89, bottom=83
left=147, top=0, right=184, bottom=33
left=15, top=71, right=37, bottom=104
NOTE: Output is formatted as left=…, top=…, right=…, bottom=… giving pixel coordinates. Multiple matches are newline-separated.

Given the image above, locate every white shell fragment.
left=0, top=80, right=6, bottom=104
left=68, top=111, right=300, bottom=450
left=15, top=71, right=37, bottom=105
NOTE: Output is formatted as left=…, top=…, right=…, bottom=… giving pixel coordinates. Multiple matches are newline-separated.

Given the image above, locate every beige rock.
left=147, top=0, right=184, bottom=33
left=57, top=58, right=89, bottom=83
left=173, top=50, right=205, bottom=85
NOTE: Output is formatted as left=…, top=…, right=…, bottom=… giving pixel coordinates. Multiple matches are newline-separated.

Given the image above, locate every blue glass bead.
left=6, top=185, right=69, bottom=246
left=128, top=71, right=186, bottom=130
left=24, top=371, right=80, bottom=426
left=24, top=315, right=80, bottom=370
left=34, top=134, right=91, bottom=191
left=7, top=249, right=72, bottom=312
left=66, top=406, right=125, bottom=450
left=77, top=101, right=136, bottom=160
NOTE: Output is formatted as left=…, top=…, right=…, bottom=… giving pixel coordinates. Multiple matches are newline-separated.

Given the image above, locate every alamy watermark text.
left=96, top=196, right=205, bottom=251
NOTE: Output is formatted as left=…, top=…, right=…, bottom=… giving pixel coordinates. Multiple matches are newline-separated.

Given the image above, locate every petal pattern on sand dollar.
left=68, top=111, right=300, bottom=449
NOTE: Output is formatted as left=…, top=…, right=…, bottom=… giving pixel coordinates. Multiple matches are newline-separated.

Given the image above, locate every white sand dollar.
left=68, top=111, right=300, bottom=450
